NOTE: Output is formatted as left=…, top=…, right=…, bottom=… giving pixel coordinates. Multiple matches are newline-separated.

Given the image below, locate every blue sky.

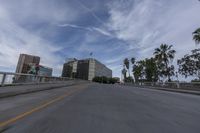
left=0, top=0, right=200, bottom=78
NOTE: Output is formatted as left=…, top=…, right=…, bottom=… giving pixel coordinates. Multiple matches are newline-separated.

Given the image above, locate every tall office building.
left=62, top=58, right=112, bottom=80
left=16, top=54, right=40, bottom=74
left=62, top=58, right=77, bottom=78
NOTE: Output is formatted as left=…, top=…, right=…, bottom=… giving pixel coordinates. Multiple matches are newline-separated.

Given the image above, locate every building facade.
left=16, top=54, right=40, bottom=74
left=94, top=59, right=112, bottom=80
left=62, top=58, right=112, bottom=80
left=38, top=65, right=53, bottom=77
left=62, top=58, right=77, bottom=78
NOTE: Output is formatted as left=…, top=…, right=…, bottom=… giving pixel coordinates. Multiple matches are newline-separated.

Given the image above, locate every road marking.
left=0, top=86, right=86, bottom=128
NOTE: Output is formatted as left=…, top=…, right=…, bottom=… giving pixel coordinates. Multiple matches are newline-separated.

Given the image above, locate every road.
left=0, top=83, right=200, bottom=133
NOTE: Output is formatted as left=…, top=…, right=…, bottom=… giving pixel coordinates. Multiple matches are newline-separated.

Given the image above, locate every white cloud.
left=0, top=1, right=78, bottom=75
left=107, top=0, right=200, bottom=60
left=0, top=0, right=78, bottom=24
left=104, top=0, right=200, bottom=79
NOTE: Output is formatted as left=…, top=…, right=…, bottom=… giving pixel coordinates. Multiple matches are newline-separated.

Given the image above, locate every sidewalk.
left=0, top=80, right=88, bottom=99
left=133, top=85, right=200, bottom=95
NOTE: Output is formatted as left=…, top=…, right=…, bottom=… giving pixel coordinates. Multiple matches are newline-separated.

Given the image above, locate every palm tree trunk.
left=128, top=69, right=130, bottom=77
left=124, top=73, right=126, bottom=80
left=168, top=76, right=171, bottom=82
left=165, top=61, right=169, bottom=82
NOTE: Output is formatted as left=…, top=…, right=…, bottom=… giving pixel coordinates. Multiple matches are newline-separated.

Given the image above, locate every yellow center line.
left=0, top=86, right=86, bottom=128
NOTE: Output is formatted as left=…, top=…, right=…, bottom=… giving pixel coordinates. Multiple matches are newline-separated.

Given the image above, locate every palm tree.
left=154, top=44, right=176, bottom=81
left=131, top=57, right=136, bottom=65
left=122, top=65, right=127, bottom=80
left=124, top=58, right=130, bottom=77
left=193, top=28, right=200, bottom=45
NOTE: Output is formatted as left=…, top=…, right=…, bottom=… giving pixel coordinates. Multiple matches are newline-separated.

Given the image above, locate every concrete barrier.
left=0, top=80, right=88, bottom=99
left=0, top=71, right=72, bottom=87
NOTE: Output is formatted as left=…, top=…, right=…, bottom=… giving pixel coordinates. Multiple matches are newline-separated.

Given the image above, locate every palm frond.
left=193, top=28, right=200, bottom=45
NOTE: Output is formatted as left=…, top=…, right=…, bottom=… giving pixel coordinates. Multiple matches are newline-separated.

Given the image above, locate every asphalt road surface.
left=0, top=83, right=200, bottom=133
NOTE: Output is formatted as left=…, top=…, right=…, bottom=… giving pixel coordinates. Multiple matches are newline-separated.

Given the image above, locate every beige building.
left=62, top=58, right=112, bottom=80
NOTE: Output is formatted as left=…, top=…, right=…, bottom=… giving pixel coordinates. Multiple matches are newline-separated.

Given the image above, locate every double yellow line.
left=0, top=86, right=85, bottom=128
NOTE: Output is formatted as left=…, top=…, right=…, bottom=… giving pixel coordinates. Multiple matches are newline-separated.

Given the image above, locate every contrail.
left=64, top=0, right=116, bottom=38
left=75, top=0, right=108, bottom=27
left=58, top=24, right=92, bottom=31
left=58, top=23, right=113, bottom=37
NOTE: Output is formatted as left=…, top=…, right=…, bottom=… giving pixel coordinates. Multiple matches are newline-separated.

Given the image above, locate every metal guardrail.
left=0, top=71, right=72, bottom=86
left=126, top=82, right=200, bottom=91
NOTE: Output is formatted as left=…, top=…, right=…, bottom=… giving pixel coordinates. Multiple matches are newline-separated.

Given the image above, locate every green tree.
left=193, top=28, right=200, bottom=45
left=132, top=58, right=159, bottom=82
left=132, top=60, right=145, bottom=82
left=178, top=49, right=200, bottom=80
left=154, top=44, right=176, bottom=81
left=144, top=58, right=158, bottom=82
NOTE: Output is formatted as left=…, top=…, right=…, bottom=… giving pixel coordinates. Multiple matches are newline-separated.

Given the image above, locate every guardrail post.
left=1, top=73, right=6, bottom=86
left=176, top=82, right=180, bottom=89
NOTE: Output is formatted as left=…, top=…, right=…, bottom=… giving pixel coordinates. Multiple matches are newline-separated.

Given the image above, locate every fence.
left=127, top=82, right=200, bottom=91
left=0, top=71, right=72, bottom=86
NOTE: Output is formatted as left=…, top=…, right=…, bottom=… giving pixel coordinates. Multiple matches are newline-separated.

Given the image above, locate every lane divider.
left=0, top=86, right=86, bottom=128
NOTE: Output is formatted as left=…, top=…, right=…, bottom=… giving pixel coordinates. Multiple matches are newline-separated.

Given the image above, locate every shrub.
left=108, top=78, right=118, bottom=84
left=124, top=76, right=133, bottom=83
left=191, top=79, right=200, bottom=83
left=92, top=76, right=118, bottom=84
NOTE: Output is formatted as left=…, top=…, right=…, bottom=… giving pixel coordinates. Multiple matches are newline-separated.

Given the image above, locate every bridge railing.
left=126, top=82, right=200, bottom=91
left=0, top=71, right=72, bottom=86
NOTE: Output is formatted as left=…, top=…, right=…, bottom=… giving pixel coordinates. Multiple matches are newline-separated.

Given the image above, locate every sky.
left=0, top=0, right=200, bottom=79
